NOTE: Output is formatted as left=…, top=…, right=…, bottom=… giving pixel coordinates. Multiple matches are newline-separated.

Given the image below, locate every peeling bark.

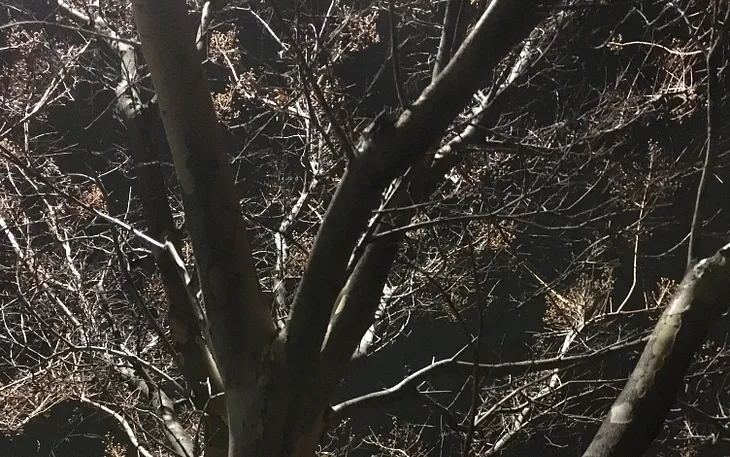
left=583, top=242, right=730, bottom=457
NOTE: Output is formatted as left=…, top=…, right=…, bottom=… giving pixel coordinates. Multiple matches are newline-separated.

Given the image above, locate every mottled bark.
left=131, top=1, right=278, bottom=456
left=583, top=242, right=730, bottom=457
left=56, top=1, right=230, bottom=454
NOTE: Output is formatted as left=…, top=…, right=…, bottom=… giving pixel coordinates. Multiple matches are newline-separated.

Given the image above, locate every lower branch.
left=117, top=364, right=197, bottom=457
left=331, top=335, right=646, bottom=422
left=79, top=396, right=156, bottom=457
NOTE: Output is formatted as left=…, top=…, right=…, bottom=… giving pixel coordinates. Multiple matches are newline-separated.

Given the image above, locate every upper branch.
left=282, top=0, right=556, bottom=431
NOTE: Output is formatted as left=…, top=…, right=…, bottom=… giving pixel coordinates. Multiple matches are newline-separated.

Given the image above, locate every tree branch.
left=583, top=240, right=730, bottom=457
left=79, top=396, right=156, bottom=457
left=116, top=365, right=196, bottom=457
left=331, top=335, right=647, bottom=422
left=57, top=2, right=228, bottom=449
left=433, top=0, right=468, bottom=79
left=687, top=8, right=728, bottom=267
left=283, top=0, right=553, bottom=434
left=130, top=2, right=278, bottom=455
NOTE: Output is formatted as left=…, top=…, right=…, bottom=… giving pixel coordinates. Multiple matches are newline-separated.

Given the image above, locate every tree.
left=129, top=1, right=552, bottom=455
left=2, top=0, right=730, bottom=456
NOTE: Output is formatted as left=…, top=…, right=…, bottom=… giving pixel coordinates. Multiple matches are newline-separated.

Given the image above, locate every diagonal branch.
left=583, top=239, right=730, bottom=457
left=304, top=11, right=559, bottom=428
left=331, top=335, right=647, bottom=422
left=116, top=364, right=196, bottom=457
left=79, top=396, right=156, bottom=457
left=283, top=0, right=554, bottom=433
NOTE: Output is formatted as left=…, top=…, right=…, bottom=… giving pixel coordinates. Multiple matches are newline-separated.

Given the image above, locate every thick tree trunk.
left=130, top=0, right=552, bottom=455
left=583, top=242, right=730, bottom=457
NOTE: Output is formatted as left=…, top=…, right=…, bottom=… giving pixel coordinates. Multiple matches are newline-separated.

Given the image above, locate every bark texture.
left=131, top=1, right=278, bottom=455
left=583, top=242, right=730, bottom=457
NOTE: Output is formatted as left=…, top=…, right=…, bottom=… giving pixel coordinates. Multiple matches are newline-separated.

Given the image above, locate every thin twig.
left=687, top=6, right=728, bottom=267
left=268, top=0, right=355, bottom=158
left=0, top=20, right=141, bottom=47
left=79, top=396, right=156, bottom=457
left=388, top=0, right=407, bottom=107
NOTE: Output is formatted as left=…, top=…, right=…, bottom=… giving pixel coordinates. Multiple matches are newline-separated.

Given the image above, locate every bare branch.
left=584, top=240, right=730, bottom=457
left=687, top=9, right=728, bottom=267
left=79, top=396, right=156, bottom=457
left=331, top=335, right=647, bottom=422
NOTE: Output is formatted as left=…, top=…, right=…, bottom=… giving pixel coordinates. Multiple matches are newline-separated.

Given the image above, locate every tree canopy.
left=1, top=0, right=730, bottom=456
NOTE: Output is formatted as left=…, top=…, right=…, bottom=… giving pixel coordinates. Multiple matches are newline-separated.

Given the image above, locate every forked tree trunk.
left=130, top=0, right=551, bottom=455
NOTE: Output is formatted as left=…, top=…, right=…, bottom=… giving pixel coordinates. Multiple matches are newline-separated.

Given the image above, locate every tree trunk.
left=130, top=0, right=551, bottom=455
